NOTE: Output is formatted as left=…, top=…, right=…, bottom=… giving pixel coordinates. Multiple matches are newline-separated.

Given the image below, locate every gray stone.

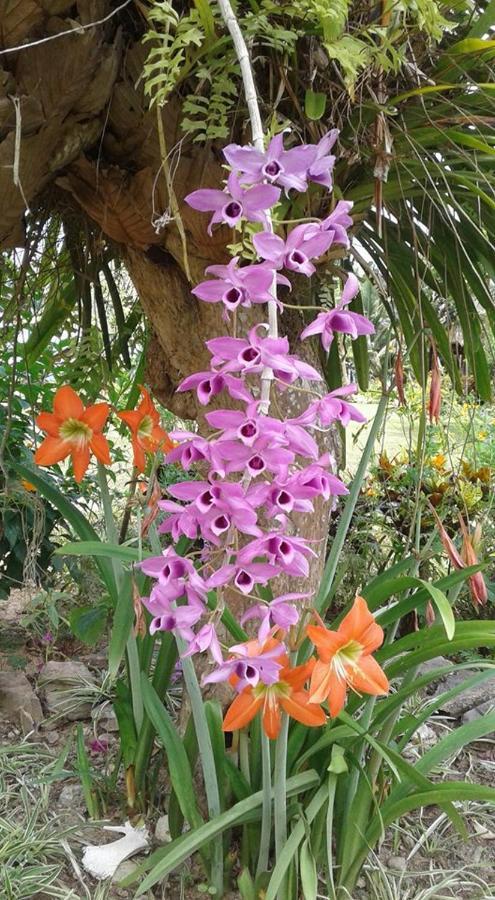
left=0, top=671, right=43, bottom=731
left=92, top=704, right=119, bottom=732
left=418, top=656, right=450, bottom=678
left=154, top=814, right=171, bottom=845
left=387, top=855, right=407, bottom=872
left=112, top=859, right=138, bottom=883
left=38, top=660, right=96, bottom=721
left=433, top=669, right=495, bottom=717
left=462, top=699, right=495, bottom=731
left=58, top=782, right=84, bottom=807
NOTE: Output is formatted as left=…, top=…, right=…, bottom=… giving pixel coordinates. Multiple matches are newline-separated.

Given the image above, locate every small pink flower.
left=89, top=738, right=109, bottom=755
left=185, top=172, right=280, bottom=235
left=300, top=274, right=374, bottom=352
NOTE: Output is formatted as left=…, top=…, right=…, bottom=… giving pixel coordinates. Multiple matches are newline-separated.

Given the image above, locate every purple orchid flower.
left=176, top=370, right=253, bottom=407
left=206, top=325, right=321, bottom=385
left=192, top=257, right=284, bottom=312
left=292, top=385, right=367, bottom=428
left=300, top=274, right=374, bottom=351
left=320, top=201, right=353, bottom=247
left=202, top=640, right=284, bottom=691
left=241, top=593, right=307, bottom=642
left=223, top=132, right=316, bottom=191
left=206, top=561, right=280, bottom=595
left=237, top=533, right=316, bottom=578
left=181, top=623, right=223, bottom=664
left=253, top=222, right=333, bottom=277
left=185, top=172, right=280, bottom=235
left=141, top=588, right=205, bottom=639
left=304, top=129, right=339, bottom=188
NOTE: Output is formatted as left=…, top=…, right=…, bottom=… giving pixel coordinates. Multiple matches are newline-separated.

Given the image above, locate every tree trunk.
left=0, top=1, right=338, bottom=609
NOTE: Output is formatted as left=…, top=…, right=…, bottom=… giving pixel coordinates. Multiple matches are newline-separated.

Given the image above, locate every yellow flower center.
left=253, top=681, right=291, bottom=702
left=137, top=414, right=154, bottom=441
left=59, top=418, right=92, bottom=448
left=332, top=639, right=363, bottom=683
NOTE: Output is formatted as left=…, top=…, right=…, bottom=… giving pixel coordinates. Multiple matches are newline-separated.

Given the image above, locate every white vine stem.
left=217, top=0, right=279, bottom=414
left=217, top=1, right=287, bottom=890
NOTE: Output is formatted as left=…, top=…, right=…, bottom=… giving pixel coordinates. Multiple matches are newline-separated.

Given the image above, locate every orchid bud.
left=428, top=349, right=441, bottom=424
left=394, top=350, right=406, bottom=406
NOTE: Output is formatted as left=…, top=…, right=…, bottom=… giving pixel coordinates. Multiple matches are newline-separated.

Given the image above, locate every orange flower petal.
left=281, top=691, right=326, bottom=728
left=34, top=435, right=70, bottom=466
left=338, top=595, right=384, bottom=654
left=262, top=695, right=282, bottom=739
left=118, top=410, right=142, bottom=433
left=328, top=677, right=347, bottom=718
left=138, top=385, right=155, bottom=416
left=283, top=659, right=315, bottom=691
left=53, top=385, right=84, bottom=419
left=36, top=411, right=61, bottom=437
left=71, top=446, right=91, bottom=483
left=306, top=624, right=343, bottom=661
left=132, top=437, right=147, bottom=473
left=222, top=690, right=262, bottom=733
left=309, top=659, right=336, bottom=705
left=90, top=433, right=111, bottom=465
left=82, top=403, right=110, bottom=433
left=350, top=655, right=389, bottom=696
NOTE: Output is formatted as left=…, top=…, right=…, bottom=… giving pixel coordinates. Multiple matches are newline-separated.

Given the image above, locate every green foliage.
left=142, top=1, right=205, bottom=107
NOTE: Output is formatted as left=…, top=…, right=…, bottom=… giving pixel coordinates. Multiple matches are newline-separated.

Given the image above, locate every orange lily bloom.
left=307, top=595, right=389, bottom=717
left=118, top=386, right=174, bottom=472
left=223, top=644, right=326, bottom=740
left=34, top=385, right=110, bottom=483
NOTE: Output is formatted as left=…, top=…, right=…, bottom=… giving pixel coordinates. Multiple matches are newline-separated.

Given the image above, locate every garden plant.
left=1, top=1, right=495, bottom=898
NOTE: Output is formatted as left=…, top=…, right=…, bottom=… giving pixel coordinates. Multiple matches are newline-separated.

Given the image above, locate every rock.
left=44, top=730, right=61, bottom=746
left=58, top=783, right=84, bottom=807
left=38, top=660, right=96, bottom=721
left=462, top=699, right=495, bottom=731
left=418, top=656, right=450, bottom=678
left=387, top=855, right=407, bottom=872
left=155, top=814, right=171, bottom=844
left=433, top=669, right=495, bottom=718
left=92, top=704, right=119, bottom=732
left=3, top=587, right=34, bottom=624
left=0, top=671, right=43, bottom=731
left=112, top=859, right=138, bottom=883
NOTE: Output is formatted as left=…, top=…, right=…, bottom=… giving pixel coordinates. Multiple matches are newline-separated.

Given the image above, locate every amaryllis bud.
left=394, top=350, right=406, bottom=406
left=459, top=516, right=488, bottom=607
left=428, top=349, right=441, bottom=424
left=425, top=600, right=436, bottom=627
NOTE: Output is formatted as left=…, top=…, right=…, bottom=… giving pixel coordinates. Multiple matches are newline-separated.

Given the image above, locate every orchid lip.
left=223, top=286, right=243, bottom=308
left=263, top=160, right=283, bottom=179
left=238, top=420, right=259, bottom=443
left=239, top=347, right=261, bottom=366
left=288, top=249, right=307, bottom=267
left=223, top=200, right=242, bottom=223
left=248, top=455, right=265, bottom=474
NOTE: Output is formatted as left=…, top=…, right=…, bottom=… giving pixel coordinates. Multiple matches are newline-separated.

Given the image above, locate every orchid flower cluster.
left=138, top=130, right=388, bottom=737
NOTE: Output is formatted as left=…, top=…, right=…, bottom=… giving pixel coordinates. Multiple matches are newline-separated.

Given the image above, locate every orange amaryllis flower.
left=307, top=595, right=389, bottom=717
left=223, top=647, right=326, bottom=740
left=118, top=386, right=173, bottom=472
left=34, top=385, right=110, bottom=483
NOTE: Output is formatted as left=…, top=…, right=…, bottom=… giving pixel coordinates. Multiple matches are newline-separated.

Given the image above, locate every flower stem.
left=216, top=0, right=278, bottom=413
left=256, top=729, right=272, bottom=877
left=97, top=462, right=143, bottom=732
left=178, top=642, right=224, bottom=896
left=274, top=712, right=289, bottom=898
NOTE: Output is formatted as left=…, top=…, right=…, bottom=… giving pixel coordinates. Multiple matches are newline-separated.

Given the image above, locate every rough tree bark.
left=0, top=1, right=339, bottom=600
